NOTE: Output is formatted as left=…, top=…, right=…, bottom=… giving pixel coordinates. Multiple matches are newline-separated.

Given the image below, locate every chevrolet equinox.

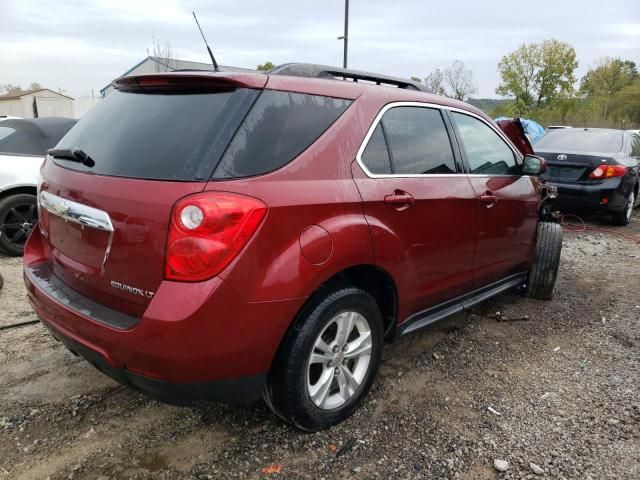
left=24, top=64, right=562, bottom=431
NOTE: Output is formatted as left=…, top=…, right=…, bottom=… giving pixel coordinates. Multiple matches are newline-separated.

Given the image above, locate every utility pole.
left=337, top=0, right=349, bottom=68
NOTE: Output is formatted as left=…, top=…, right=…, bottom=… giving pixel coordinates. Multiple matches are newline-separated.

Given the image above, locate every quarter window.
left=451, top=112, right=518, bottom=175
left=214, top=91, right=352, bottom=179
left=361, top=124, right=392, bottom=174
left=380, top=106, right=457, bottom=175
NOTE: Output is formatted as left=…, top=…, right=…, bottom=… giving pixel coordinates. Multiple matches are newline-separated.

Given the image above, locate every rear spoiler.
left=496, top=118, right=534, bottom=156
left=112, top=72, right=268, bottom=93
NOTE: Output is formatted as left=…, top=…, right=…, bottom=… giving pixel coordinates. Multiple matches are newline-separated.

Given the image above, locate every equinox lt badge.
left=110, top=280, right=155, bottom=298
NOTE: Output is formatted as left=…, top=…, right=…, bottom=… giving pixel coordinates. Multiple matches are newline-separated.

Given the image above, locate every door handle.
left=479, top=193, right=497, bottom=208
left=384, top=190, right=414, bottom=210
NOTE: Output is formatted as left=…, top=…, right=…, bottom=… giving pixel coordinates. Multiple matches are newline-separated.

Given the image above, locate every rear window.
left=54, top=89, right=259, bottom=181
left=55, top=89, right=351, bottom=181
left=213, top=90, right=352, bottom=179
left=536, top=130, right=623, bottom=153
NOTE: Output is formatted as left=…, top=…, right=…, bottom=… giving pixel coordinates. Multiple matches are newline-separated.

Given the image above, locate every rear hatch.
left=535, top=129, right=623, bottom=183
left=37, top=74, right=265, bottom=316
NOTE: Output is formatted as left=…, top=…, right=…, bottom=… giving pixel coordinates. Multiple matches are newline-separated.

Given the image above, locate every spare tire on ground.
left=527, top=222, right=562, bottom=300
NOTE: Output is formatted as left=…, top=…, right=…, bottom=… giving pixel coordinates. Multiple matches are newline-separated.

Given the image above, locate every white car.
left=0, top=117, right=76, bottom=255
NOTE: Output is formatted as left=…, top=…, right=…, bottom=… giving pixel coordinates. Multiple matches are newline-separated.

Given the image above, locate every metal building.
left=0, top=89, right=74, bottom=118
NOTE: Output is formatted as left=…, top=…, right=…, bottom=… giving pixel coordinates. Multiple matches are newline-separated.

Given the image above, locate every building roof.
left=0, top=88, right=74, bottom=101
left=100, top=56, right=255, bottom=95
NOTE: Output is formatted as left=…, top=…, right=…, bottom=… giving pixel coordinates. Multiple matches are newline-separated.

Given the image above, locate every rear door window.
left=54, top=89, right=259, bottom=181
left=380, top=106, right=457, bottom=175
left=451, top=112, right=518, bottom=175
left=213, top=90, right=351, bottom=179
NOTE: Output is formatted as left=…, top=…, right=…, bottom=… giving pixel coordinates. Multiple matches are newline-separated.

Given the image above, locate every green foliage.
left=256, top=61, right=276, bottom=72
left=496, top=39, right=577, bottom=110
left=466, top=98, right=510, bottom=113
left=580, top=58, right=637, bottom=96
left=494, top=43, right=639, bottom=129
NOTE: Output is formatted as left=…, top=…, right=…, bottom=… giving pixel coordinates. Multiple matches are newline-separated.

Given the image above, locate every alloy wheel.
left=625, top=192, right=634, bottom=222
left=0, top=203, right=37, bottom=248
left=306, top=311, right=372, bottom=410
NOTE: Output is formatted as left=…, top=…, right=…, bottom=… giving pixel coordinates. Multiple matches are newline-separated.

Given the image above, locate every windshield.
left=535, top=130, right=623, bottom=154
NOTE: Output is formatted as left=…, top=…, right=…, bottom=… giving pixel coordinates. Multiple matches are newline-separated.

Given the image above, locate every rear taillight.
left=589, top=164, right=626, bottom=179
left=165, top=192, right=267, bottom=282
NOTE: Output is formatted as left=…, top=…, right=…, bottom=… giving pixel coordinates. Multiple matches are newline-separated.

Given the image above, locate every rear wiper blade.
left=47, top=147, right=95, bottom=167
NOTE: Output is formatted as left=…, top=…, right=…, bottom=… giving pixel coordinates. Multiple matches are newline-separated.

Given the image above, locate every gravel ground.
left=0, top=211, right=639, bottom=480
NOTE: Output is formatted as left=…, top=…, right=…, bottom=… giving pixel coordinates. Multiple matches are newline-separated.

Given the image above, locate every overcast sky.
left=1, top=0, right=638, bottom=98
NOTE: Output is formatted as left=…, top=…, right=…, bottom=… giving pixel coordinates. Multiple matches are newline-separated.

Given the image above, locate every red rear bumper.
left=23, top=231, right=304, bottom=401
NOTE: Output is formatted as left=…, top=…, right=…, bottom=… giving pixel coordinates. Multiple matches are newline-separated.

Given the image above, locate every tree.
left=29, top=82, right=42, bottom=91
left=1, top=84, right=22, bottom=94
left=580, top=58, right=637, bottom=96
left=419, top=62, right=476, bottom=99
left=443, top=60, right=477, bottom=100
left=424, top=69, right=446, bottom=96
left=150, top=34, right=175, bottom=72
left=496, top=39, right=578, bottom=111
left=256, top=61, right=276, bottom=72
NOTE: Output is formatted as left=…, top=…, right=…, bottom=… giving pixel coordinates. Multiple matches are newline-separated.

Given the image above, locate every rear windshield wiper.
left=47, top=147, right=95, bottom=167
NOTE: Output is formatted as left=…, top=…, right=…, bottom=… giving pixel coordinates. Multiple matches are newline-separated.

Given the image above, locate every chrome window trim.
left=355, top=101, right=523, bottom=179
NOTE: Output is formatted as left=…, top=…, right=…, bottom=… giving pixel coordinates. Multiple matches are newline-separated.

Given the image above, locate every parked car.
left=24, top=65, right=561, bottom=431
left=0, top=117, right=77, bottom=255
left=545, top=125, right=573, bottom=130
left=535, top=128, right=640, bottom=225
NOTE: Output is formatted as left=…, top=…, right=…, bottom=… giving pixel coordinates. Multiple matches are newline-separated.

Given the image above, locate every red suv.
left=24, top=64, right=561, bottom=431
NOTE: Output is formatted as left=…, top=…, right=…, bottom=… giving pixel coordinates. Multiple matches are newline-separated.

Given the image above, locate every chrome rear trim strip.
left=40, top=191, right=114, bottom=232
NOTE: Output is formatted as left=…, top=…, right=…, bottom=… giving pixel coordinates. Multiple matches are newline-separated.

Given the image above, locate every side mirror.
left=522, top=155, right=547, bottom=175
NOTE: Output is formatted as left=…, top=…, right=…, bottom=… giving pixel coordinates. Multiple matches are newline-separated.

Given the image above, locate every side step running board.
left=397, top=272, right=528, bottom=338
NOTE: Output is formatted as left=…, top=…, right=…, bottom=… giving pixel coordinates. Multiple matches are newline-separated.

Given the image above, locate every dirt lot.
left=1, top=212, right=639, bottom=480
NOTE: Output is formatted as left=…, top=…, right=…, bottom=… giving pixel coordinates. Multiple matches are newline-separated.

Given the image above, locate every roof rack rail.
left=269, top=63, right=430, bottom=92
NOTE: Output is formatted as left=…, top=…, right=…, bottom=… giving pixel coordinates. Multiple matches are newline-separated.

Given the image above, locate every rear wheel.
left=0, top=194, right=38, bottom=256
left=526, top=222, right=562, bottom=300
left=264, top=287, right=383, bottom=431
left=611, top=190, right=634, bottom=226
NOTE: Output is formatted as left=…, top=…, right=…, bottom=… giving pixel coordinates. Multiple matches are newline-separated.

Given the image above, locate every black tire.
left=0, top=193, right=38, bottom=256
left=526, top=222, right=562, bottom=300
left=264, top=287, right=384, bottom=431
left=611, top=190, right=634, bottom=226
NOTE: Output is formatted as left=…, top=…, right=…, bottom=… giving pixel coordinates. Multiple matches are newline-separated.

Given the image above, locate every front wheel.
left=527, top=222, right=563, bottom=300
left=0, top=193, right=38, bottom=256
left=265, top=287, right=383, bottom=431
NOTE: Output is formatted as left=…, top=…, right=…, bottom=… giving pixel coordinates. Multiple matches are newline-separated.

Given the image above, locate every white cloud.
left=0, top=0, right=638, bottom=98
